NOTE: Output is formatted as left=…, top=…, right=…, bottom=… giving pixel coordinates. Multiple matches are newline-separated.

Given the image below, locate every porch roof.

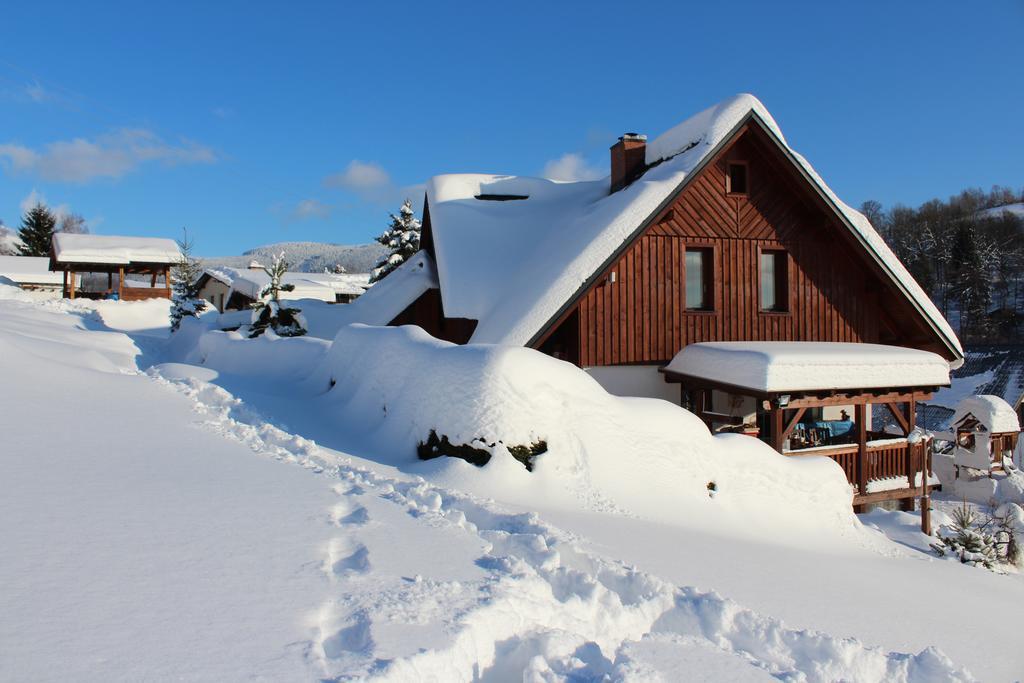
left=662, top=342, right=951, bottom=395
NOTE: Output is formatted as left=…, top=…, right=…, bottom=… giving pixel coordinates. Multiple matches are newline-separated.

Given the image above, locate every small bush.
left=417, top=430, right=548, bottom=471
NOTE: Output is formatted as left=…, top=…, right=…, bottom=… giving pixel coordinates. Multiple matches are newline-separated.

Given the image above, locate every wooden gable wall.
left=562, top=124, right=943, bottom=367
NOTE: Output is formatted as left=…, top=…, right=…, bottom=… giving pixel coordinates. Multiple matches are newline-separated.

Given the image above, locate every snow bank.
left=185, top=327, right=330, bottom=381
left=665, top=342, right=951, bottom=392
left=952, top=394, right=1020, bottom=433
left=309, top=325, right=862, bottom=542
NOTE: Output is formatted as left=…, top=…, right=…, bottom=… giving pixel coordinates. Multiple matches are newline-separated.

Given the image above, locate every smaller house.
left=50, top=234, right=181, bottom=300
left=946, top=395, right=1020, bottom=474
left=196, top=265, right=370, bottom=313
left=0, top=255, right=77, bottom=293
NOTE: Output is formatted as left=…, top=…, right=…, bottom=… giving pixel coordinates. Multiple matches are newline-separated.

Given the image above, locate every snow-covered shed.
left=946, top=394, right=1020, bottom=473
left=0, top=255, right=76, bottom=292
left=196, top=266, right=370, bottom=313
left=49, top=233, right=181, bottom=300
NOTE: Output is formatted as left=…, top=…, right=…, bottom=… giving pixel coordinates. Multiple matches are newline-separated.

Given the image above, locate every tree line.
left=0, top=202, right=89, bottom=257
left=861, top=186, right=1024, bottom=343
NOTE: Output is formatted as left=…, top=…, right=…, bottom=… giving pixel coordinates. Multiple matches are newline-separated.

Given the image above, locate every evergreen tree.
left=249, top=252, right=306, bottom=338
left=170, top=229, right=208, bottom=331
left=951, top=222, right=991, bottom=340
left=17, top=203, right=57, bottom=257
left=370, top=198, right=421, bottom=283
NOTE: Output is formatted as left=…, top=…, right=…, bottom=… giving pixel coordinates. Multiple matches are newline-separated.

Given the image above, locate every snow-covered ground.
left=2, top=292, right=1023, bottom=681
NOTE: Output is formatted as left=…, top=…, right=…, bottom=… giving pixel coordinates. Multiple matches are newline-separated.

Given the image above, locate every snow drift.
left=308, top=324, right=863, bottom=542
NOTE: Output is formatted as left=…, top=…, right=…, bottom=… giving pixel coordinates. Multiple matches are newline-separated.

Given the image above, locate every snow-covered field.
left=2, top=292, right=1023, bottom=681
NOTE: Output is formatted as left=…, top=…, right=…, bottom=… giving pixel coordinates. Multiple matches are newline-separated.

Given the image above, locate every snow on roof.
left=52, top=233, right=181, bottom=265
left=952, top=394, right=1020, bottom=434
left=314, top=251, right=439, bottom=328
left=204, top=267, right=370, bottom=301
left=424, top=94, right=962, bottom=361
left=663, top=342, right=951, bottom=393
left=0, top=256, right=65, bottom=285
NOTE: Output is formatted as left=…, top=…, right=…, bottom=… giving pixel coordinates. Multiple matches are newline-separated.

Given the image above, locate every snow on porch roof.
left=663, top=342, right=951, bottom=394
left=424, top=94, right=963, bottom=362
left=52, top=233, right=181, bottom=266
left=0, top=256, right=65, bottom=285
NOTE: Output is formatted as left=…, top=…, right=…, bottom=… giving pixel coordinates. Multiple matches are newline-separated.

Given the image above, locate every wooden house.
left=50, top=234, right=180, bottom=300
left=346, top=95, right=966, bottom=524
left=195, top=265, right=370, bottom=313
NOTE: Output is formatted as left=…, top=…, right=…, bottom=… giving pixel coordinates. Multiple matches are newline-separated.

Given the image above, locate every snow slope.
left=4, top=292, right=1023, bottom=680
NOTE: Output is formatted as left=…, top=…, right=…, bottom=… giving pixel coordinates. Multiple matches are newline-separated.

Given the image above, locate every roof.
left=203, top=267, right=370, bottom=302
left=952, top=395, right=1020, bottom=434
left=423, top=94, right=963, bottom=361
left=663, top=341, right=951, bottom=393
left=52, top=234, right=181, bottom=265
left=0, top=256, right=65, bottom=285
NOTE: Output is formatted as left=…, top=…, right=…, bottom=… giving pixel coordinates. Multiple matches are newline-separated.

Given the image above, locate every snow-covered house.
left=343, top=94, right=964, bottom=516
left=50, top=234, right=181, bottom=300
left=0, top=255, right=76, bottom=293
left=195, top=266, right=370, bottom=313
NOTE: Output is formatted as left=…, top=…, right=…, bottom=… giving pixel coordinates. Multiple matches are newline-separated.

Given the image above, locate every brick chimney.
left=609, top=133, right=647, bottom=193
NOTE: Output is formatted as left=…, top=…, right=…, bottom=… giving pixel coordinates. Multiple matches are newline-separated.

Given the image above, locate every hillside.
left=202, top=241, right=387, bottom=274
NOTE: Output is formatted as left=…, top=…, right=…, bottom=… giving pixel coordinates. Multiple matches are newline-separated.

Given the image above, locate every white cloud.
left=24, top=81, right=52, bottom=103
left=19, top=189, right=70, bottom=221
left=324, top=160, right=392, bottom=195
left=0, top=128, right=217, bottom=183
left=290, top=198, right=332, bottom=221
left=541, top=153, right=605, bottom=182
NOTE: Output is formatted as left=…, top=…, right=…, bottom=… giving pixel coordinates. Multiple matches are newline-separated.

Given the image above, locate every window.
left=685, top=247, right=713, bottom=310
left=726, top=162, right=748, bottom=195
left=760, top=250, right=788, bottom=312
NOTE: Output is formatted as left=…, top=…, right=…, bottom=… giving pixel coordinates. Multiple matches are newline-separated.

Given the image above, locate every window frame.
left=758, top=247, right=790, bottom=314
left=684, top=244, right=716, bottom=313
left=726, top=160, right=750, bottom=197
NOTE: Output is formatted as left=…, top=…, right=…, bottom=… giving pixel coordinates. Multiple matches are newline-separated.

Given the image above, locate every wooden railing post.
left=855, top=402, right=867, bottom=512
left=921, top=439, right=932, bottom=535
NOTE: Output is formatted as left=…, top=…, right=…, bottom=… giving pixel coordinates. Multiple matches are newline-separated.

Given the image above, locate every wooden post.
left=921, top=437, right=932, bottom=535
left=118, top=266, right=125, bottom=299
left=107, top=271, right=113, bottom=291
left=151, top=269, right=157, bottom=287
left=62, top=268, right=69, bottom=298
left=901, top=398, right=916, bottom=512
left=68, top=268, right=76, bottom=299
left=164, top=267, right=171, bottom=296
left=771, top=407, right=784, bottom=453
left=854, top=402, right=867, bottom=512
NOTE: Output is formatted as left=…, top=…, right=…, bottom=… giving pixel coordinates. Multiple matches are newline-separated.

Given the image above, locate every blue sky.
left=1, top=1, right=1021, bottom=255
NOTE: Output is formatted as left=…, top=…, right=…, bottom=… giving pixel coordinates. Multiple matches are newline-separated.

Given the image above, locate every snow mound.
left=311, top=324, right=864, bottom=542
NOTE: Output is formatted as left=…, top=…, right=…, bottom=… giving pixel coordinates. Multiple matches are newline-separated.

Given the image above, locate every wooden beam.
left=884, top=402, right=910, bottom=436
left=787, top=390, right=935, bottom=409
left=853, top=487, right=926, bottom=506
left=118, top=266, right=125, bottom=299
left=771, top=408, right=784, bottom=453
left=62, top=268, right=68, bottom=298
left=854, top=402, right=867, bottom=512
left=68, top=268, right=76, bottom=299
left=781, top=406, right=808, bottom=441
left=921, top=438, right=932, bottom=535
left=107, top=271, right=113, bottom=291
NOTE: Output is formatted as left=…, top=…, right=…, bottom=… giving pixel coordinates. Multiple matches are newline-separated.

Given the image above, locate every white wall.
left=584, top=365, right=681, bottom=402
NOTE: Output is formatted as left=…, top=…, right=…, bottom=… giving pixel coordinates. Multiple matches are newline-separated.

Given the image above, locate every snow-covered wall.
left=584, top=365, right=680, bottom=402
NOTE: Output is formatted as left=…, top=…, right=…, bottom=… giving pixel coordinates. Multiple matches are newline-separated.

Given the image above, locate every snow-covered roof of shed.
left=323, top=251, right=439, bottom=331
left=204, top=267, right=370, bottom=301
left=424, top=94, right=962, bottom=360
left=952, top=394, right=1020, bottom=434
left=0, top=256, right=64, bottom=285
left=663, top=342, right=951, bottom=393
left=52, top=234, right=181, bottom=265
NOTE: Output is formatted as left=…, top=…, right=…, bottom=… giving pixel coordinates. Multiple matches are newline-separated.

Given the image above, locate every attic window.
left=726, top=162, right=748, bottom=196
left=474, top=194, right=529, bottom=201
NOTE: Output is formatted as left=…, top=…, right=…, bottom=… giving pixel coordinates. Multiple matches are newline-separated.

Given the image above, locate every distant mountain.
left=201, top=241, right=387, bottom=274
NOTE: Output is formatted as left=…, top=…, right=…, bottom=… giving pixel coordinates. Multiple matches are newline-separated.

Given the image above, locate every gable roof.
left=423, top=94, right=963, bottom=363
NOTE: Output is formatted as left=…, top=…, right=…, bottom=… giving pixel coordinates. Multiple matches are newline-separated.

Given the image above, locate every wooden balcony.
left=784, top=436, right=931, bottom=507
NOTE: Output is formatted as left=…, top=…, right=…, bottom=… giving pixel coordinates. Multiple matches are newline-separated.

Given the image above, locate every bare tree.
left=58, top=212, right=89, bottom=234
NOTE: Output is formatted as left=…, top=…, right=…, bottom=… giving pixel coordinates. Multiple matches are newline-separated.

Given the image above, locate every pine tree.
left=17, top=203, right=57, bottom=257
left=370, top=199, right=421, bottom=283
left=249, top=252, right=307, bottom=338
left=932, top=501, right=998, bottom=569
left=170, top=229, right=208, bottom=331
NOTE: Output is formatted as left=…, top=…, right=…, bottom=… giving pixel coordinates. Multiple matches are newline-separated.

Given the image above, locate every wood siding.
left=569, top=126, right=939, bottom=367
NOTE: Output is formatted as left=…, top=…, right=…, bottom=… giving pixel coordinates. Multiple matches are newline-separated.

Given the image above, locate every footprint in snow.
left=327, top=539, right=371, bottom=576
left=322, top=614, right=374, bottom=659
left=330, top=501, right=370, bottom=527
